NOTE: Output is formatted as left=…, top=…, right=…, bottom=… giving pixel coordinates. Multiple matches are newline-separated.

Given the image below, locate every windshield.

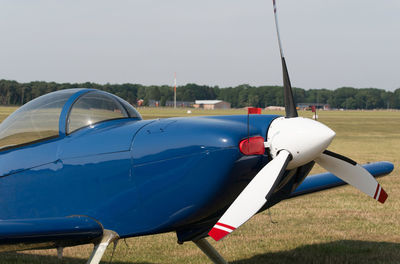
left=0, top=89, right=76, bottom=150
left=67, top=91, right=129, bottom=134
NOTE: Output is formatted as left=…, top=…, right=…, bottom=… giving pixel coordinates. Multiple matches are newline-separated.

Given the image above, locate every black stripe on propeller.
left=272, top=0, right=298, bottom=118
left=281, top=57, right=298, bottom=118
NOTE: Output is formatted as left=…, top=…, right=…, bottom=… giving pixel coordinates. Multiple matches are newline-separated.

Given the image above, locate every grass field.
left=0, top=107, right=399, bottom=263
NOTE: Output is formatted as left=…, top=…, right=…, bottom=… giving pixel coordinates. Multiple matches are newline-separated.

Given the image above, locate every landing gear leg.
left=193, top=238, right=227, bottom=264
left=86, top=229, right=119, bottom=264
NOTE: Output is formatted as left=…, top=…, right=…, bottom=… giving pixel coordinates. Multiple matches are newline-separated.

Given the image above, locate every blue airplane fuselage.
left=0, top=105, right=279, bottom=238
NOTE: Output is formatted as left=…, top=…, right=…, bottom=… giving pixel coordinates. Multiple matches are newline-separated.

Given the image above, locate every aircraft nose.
left=267, top=117, right=336, bottom=169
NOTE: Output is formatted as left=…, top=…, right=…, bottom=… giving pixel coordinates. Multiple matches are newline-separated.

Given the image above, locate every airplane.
left=0, top=1, right=394, bottom=264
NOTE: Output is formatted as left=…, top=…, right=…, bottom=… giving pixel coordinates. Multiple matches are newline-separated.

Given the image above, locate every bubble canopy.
left=0, top=89, right=141, bottom=151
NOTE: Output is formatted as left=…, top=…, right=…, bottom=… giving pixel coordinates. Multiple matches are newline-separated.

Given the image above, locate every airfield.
left=0, top=107, right=399, bottom=263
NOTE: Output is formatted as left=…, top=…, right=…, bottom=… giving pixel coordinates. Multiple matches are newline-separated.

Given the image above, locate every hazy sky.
left=0, top=0, right=399, bottom=90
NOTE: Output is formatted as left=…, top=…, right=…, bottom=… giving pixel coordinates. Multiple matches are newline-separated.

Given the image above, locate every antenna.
left=174, top=72, right=177, bottom=109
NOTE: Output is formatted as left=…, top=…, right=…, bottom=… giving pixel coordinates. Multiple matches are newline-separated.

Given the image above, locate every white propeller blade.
left=315, top=150, right=388, bottom=203
left=209, top=150, right=291, bottom=241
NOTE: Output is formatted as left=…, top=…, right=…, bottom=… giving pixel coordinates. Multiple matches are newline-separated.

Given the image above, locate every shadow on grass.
left=0, top=240, right=399, bottom=263
left=231, top=240, right=400, bottom=264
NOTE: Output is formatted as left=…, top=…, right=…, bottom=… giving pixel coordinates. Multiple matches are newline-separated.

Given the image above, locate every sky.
left=0, top=0, right=399, bottom=91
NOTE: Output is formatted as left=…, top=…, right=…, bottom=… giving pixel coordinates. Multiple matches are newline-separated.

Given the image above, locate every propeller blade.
left=272, top=0, right=298, bottom=118
left=209, top=150, right=291, bottom=241
left=315, top=150, right=388, bottom=203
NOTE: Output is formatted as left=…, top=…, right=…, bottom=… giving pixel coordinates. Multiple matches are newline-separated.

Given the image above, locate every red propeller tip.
left=378, top=188, right=388, bottom=204
left=374, top=184, right=388, bottom=204
left=208, top=227, right=229, bottom=241
left=209, top=223, right=236, bottom=241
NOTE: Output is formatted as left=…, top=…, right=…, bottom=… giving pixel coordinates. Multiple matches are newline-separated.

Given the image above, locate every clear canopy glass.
left=0, top=89, right=77, bottom=150
left=67, top=91, right=129, bottom=134
left=0, top=89, right=141, bottom=151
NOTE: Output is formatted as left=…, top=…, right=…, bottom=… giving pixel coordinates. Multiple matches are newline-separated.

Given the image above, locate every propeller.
left=208, top=0, right=388, bottom=242
left=315, top=151, right=388, bottom=203
left=272, top=0, right=297, bottom=118
left=208, top=150, right=291, bottom=241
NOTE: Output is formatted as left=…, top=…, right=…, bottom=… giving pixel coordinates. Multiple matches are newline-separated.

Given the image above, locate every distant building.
left=265, top=106, right=285, bottom=111
left=297, top=103, right=330, bottom=110
left=165, top=101, right=194, bottom=108
left=194, top=100, right=231, bottom=110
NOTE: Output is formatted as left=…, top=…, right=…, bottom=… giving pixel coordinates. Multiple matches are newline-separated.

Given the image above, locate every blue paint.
left=59, top=118, right=149, bottom=159
left=0, top=137, right=62, bottom=177
left=0, top=216, right=103, bottom=246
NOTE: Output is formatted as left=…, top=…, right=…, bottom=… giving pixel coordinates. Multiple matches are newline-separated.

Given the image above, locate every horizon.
left=1, top=78, right=397, bottom=92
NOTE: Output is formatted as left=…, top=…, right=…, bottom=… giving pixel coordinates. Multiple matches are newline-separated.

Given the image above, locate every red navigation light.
left=239, top=136, right=265, bottom=155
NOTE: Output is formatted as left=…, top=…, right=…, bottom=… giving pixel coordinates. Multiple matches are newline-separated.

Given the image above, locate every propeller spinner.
left=209, top=0, right=388, bottom=241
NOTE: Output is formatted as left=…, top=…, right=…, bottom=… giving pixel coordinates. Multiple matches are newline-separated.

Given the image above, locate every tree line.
left=1, top=79, right=399, bottom=109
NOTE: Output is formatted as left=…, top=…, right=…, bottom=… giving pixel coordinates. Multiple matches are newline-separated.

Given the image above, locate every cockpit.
left=0, top=89, right=141, bottom=151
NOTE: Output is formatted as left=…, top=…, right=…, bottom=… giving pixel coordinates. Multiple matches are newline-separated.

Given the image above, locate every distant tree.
left=237, top=85, right=250, bottom=107
left=344, top=97, right=356, bottom=109
left=331, top=87, right=357, bottom=109
left=393, top=88, right=400, bottom=108
left=0, top=79, right=397, bottom=110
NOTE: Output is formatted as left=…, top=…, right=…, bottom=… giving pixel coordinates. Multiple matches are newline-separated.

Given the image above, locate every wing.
left=0, top=215, right=103, bottom=252
left=289, top=161, right=394, bottom=198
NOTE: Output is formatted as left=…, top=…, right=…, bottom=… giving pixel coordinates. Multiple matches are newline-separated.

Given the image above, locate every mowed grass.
left=0, top=107, right=399, bottom=263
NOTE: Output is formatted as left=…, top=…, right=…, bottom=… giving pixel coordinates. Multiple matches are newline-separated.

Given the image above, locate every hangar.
left=193, top=100, right=231, bottom=110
